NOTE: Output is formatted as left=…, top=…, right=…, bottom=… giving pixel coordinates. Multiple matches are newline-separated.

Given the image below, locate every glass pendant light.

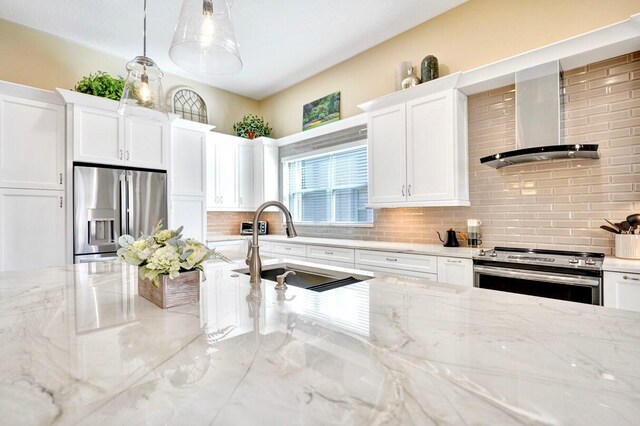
left=119, top=0, right=167, bottom=121
left=169, top=0, right=242, bottom=75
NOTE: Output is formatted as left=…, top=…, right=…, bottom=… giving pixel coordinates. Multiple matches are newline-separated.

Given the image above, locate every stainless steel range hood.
left=481, top=61, right=599, bottom=169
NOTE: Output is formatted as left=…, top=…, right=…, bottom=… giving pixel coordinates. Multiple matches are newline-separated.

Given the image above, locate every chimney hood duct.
left=480, top=61, right=599, bottom=169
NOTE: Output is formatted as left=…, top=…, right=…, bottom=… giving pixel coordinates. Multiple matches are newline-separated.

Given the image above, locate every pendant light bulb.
left=138, top=73, right=151, bottom=103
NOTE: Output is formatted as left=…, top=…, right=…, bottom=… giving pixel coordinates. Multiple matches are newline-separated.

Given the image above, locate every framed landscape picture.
left=302, top=91, right=340, bottom=131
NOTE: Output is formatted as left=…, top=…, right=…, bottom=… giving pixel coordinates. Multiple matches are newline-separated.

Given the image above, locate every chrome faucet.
left=246, top=201, right=297, bottom=285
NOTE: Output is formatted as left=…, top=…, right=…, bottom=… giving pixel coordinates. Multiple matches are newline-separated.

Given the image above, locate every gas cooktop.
left=473, top=247, right=605, bottom=271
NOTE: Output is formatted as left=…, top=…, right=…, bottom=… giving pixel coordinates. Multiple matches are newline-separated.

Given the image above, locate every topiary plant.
left=232, top=114, right=273, bottom=139
left=74, top=71, right=125, bottom=101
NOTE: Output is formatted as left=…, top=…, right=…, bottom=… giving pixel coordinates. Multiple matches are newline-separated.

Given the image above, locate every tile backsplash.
left=209, top=51, right=639, bottom=255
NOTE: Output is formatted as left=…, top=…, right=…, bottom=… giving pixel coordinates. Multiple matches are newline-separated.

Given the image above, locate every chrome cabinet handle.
left=447, top=259, right=462, bottom=263
left=59, top=197, right=63, bottom=208
left=408, top=184, right=412, bottom=196
left=119, top=149, right=124, bottom=160
left=126, top=151, right=130, bottom=161
left=386, top=257, right=398, bottom=262
left=240, top=196, right=243, bottom=205
left=325, top=251, right=334, bottom=255
left=284, top=247, right=291, bottom=251
left=59, top=173, right=63, bottom=184
left=401, top=185, right=405, bottom=196
left=623, top=275, right=640, bottom=281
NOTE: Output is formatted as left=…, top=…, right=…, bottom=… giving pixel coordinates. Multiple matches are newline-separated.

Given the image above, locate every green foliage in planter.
left=233, top=114, right=273, bottom=139
left=74, top=71, right=124, bottom=101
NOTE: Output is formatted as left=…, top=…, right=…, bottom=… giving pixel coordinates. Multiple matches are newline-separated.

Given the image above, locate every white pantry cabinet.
left=58, top=89, right=168, bottom=170
left=169, top=119, right=213, bottom=242
left=361, top=86, right=469, bottom=208
left=437, top=256, right=473, bottom=287
left=604, top=271, right=640, bottom=313
left=0, top=189, right=65, bottom=271
left=0, top=92, right=65, bottom=190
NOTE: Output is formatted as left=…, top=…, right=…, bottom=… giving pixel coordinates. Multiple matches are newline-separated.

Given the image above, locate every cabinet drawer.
left=355, top=249, right=437, bottom=274
left=271, top=242, right=307, bottom=257
left=259, top=240, right=273, bottom=254
left=208, top=239, right=247, bottom=253
left=306, top=245, right=355, bottom=263
left=356, top=264, right=437, bottom=281
left=604, top=271, right=640, bottom=312
left=306, top=257, right=355, bottom=270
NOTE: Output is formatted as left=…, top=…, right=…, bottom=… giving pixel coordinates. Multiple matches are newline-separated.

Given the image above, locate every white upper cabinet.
left=360, top=78, right=469, bottom=208
left=0, top=92, right=65, bottom=190
left=238, top=144, right=254, bottom=209
left=58, top=89, right=168, bottom=170
left=170, top=122, right=208, bottom=197
left=206, top=133, right=278, bottom=211
left=124, top=117, right=168, bottom=170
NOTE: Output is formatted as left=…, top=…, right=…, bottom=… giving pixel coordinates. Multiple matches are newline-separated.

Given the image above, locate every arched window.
left=171, top=87, right=208, bottom=124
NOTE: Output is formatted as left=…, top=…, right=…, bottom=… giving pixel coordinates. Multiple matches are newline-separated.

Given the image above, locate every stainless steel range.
left=473, top=247, right=605, bottom=305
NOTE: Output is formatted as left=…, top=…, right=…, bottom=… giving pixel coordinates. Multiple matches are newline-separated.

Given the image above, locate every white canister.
left=614, top=234, right=640, bottom=260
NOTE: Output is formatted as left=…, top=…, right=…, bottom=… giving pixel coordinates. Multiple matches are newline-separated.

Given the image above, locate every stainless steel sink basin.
left=233, top=263, right=373, bottom=292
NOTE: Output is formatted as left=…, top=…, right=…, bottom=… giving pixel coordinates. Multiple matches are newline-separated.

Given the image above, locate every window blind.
left=283, top=145, right=373, bottom=225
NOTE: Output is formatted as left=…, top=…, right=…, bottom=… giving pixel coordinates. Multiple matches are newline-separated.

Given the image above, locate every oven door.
left=474, top=264, right=601, bottom=305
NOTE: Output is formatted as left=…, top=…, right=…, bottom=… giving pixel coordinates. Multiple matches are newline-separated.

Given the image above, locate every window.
left=283, top=144, right=373, bottom=225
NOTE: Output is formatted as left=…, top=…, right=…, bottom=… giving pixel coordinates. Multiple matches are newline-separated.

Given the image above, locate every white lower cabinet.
left=0, top=189, right=65, bottom=271
left=604, top=271, right=640, bottom=312
left=437, top=257, right=474, bottom=287
left=358, top=264, right=437, bottom=281
left=271, top=242, right=307, bottom=258
left=207, top=239, right=248, bottom=255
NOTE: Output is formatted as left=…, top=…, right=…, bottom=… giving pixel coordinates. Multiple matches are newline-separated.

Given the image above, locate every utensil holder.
left=614, top=234, right=640, bottom=260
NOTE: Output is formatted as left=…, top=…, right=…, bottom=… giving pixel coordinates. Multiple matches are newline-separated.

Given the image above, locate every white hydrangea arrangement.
left=117, top=221, right=229, bottom=287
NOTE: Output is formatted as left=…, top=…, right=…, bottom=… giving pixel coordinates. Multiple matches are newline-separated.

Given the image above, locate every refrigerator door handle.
left=127, top=171, right=134, bottom=236
left=120, top=172, right=128, bottom=236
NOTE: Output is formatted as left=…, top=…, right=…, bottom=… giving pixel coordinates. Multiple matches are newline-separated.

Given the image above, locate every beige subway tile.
left=569, top=87, right=607, bottom=102
left=610, top=78, right=640, bottom=94
left=609, top=60, right=640, bottom=76
left=610, top=116, right=640, bottom=130
left=566, top=104, right=608, bottom=119
left=587, top=110, right=630, bottom=124
left=609, top=97, right=640, bottom=111
left=587, top=91, right=630, bottom=107
left=571, top=193, right=611, bottom=203
left=552, top=168, right=590, bottom=178
left=588, top=73, right=631, bottom=89
left=587, top=54, right=631, bottom=71
left=571, top=175, right=611, bottom=185
left=567, top=121, right=610, bottom=135
left=564, top=83, right=588, bottom=94
left=554, top=236, right=591, bottom=245
left=553, top=219, right=590, bottom=228
left=611, top=192, right=640, bottom=201
left=590, top=201, right=635, bottom=211
left=588, top=127, right=631, bottom=141
left=610, top=154, right=640, bottom=165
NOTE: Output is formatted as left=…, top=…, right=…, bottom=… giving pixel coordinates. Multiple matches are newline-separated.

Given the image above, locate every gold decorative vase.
left=138, top=269, right=201, bottom=309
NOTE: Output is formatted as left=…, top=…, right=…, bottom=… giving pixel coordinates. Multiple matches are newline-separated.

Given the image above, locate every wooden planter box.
left=138, top=270, right=201, bottom=309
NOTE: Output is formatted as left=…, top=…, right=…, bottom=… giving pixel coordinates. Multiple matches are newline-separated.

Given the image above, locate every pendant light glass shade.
left=169, top=0, right=242, bottom=75
left=119, top=56, right=167, bottom=121
left=119, top=0, right=167, bottom=122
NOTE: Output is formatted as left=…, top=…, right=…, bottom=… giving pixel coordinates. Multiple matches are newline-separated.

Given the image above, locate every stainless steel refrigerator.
left=74, top=165, right=167, bottom=263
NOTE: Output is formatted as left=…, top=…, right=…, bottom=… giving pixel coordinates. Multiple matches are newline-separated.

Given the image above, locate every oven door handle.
left=474, top=265, right=600, bottom=287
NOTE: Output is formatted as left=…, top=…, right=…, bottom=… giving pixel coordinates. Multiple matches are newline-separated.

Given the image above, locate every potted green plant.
left=233, top=114, right=273, bottom=139
left=74, top=71, right=125, bottom=101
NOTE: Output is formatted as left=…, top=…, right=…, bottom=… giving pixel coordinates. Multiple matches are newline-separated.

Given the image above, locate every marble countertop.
left=603, top=256, right=640, bottom=274
left=3, top=258, right=640, bottom=425
left=208, top=234, right=480, bottom=259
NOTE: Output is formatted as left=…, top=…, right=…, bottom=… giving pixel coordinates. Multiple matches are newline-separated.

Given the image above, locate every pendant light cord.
left=143, top=0, right=147, bottom=57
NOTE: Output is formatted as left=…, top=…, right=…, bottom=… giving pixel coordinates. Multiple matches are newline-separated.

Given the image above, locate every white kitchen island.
left=1, top=257, right=639, bottom=425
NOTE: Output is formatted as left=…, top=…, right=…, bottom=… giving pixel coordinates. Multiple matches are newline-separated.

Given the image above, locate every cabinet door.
left=0, top=189, right=65, bottom=271
left=604, top=271, right=640, bottom=312
left=0, top=95, right=65, bottom=190
left=437, top=256, right=473, bottom=287
left=407, top=91, right=454, bottom=202
left=125, top=117, right=168, bottom=170
left=206, top=139, right=217, bottom=210
left=238, top=144, right=254, bottom=209
left=215, top=142, right=238, bottom=208
left=170, top=128, right=206, bottom=196
left=170, top=196, right=206, bottom=242
left=73, top=105, right=124, bottom=166
left=368, top=104, right=406, bottom=204
left=254, top=142, right=279, bottom=207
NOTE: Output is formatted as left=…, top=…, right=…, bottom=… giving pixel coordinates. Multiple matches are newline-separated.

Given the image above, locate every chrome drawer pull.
left=386, top=257, right=398, bottom=262
left=325, top=251, right=334, bottom=255
left=285, top=247, right=291, bottom=250
left=623, top=275, right=640, bottom=281
left=447, top=259, right=462, bottom=263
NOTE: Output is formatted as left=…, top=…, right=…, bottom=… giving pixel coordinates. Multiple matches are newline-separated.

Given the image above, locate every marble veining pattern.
left=1, top=258, right=639, bottom=425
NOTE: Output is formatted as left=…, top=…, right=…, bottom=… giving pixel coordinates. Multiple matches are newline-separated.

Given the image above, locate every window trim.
left=281, top=141, right=373, bottom=227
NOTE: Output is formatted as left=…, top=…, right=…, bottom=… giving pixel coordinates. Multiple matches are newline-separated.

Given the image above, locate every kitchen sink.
left=233, top=263, right=373, bottom=292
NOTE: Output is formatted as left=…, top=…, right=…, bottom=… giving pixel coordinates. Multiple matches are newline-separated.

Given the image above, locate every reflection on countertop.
left=1, top=258, right=640, bottom=424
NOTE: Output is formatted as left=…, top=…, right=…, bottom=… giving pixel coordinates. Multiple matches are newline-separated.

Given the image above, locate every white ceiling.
left=0, top=0, right=467, bottom=100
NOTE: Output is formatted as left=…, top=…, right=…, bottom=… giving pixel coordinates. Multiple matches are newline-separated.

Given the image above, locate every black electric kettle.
left=436, top=229, right=460, bottom=247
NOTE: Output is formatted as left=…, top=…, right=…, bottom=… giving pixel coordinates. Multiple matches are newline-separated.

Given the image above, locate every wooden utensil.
left=600, top=225, right=620, bottom=234
left=604, top=219, right=624, bottom=232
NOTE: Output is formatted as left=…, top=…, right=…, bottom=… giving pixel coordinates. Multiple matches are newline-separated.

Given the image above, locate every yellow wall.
left=0, top=19, right=259, bottom=135
left=259, top=0, right=640, bottom=137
